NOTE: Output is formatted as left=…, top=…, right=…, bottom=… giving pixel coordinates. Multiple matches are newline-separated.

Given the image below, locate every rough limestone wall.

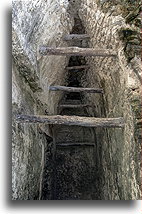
left=12, top=0, right=73, bottom=200
left=79, top=0, right=141, bottom=199
left=12, top=0, right=141, bottom=200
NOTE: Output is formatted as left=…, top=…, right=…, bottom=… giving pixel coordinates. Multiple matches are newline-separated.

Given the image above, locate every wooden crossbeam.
left=49, top=86, right=103, bottom=93
left=59, top=104, right=90, bottom=108
left=63, top=34, right=90, bottom=41
left=56, top=143, right=95, bottom=147
left=66, top=65, right=89, bottom=70
left=39, top=46, right=117, bottom=57
left=16, top=115, right=125, bottom=128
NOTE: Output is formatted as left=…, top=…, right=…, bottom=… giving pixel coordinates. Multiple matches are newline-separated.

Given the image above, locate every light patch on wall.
left=95, top=10, right=101, bottom=20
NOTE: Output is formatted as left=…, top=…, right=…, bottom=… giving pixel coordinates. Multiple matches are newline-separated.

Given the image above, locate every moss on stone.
left=118, top=27, right=141, bottom=61
left=97, top=0, right=141, bottom=61
left=130, top=99, right=142, bottom=119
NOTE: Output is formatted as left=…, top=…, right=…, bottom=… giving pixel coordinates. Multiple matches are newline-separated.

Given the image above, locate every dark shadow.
left=71, top=15, right=85, bottom=34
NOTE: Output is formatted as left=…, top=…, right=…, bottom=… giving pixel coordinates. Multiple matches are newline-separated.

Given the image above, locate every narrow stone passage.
left=49, top=17, right=99, bottom=199
left=52, top=56, right=97, bottom=199
left=16, top=13, right=124, bottom=200
left=12, top=0, right=141, bottom=200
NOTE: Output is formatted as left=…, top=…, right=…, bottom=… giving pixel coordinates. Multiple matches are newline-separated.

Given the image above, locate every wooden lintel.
left=56, top=143, right=95, bottom=147
left=66, top=65, right=89, bottom=70
left=59, top=104, right=90, bottom=108
left=49, top=85, right=103, bottom=93
left=63, top=34, right=90, bottom=41
left=39, top=46, right=117, bottom=57
left=16, top=114, right=125, bottom=128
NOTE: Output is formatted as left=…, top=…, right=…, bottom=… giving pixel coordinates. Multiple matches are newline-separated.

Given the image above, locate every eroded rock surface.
left=12, top=0, right=141, bottom=200
left=12, top=0, right=73, bottom=200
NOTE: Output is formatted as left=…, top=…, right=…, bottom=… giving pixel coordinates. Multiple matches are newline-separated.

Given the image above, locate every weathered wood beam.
left=16, top=114, right=125, bottom=128
left=66, top=65, right=89, bottom=70
left=56, top=143, right=95, bottom=147
left=63, top=34, right=90, bottom=41
left=59, top=104, right=91, bottom=108
left=56, top=140, right=95, bottom=143
left=39, top=46, right=117, bottom=57
left=49, top=86, right=103, bottom=93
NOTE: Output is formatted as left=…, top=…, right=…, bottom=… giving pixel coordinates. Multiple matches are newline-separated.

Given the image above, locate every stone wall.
left=12, top=62, right=43, bottom=199
left=12, top=0, right=73, bottom=200
left=78, top=0, right=141, bottom=199
left=12, top=0, right=141, bottom=200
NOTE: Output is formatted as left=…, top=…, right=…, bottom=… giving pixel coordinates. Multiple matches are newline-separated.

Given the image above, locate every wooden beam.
left=16, top=115, right=125, bottom=128
left=59, top=104, right=91, bottom=108
left=49, top=86, right=103, bottom=93
left=39, top=46, right=117, bottom=57
left=56, top=140, right=95, bottom=143
left=66, top=65, right=89, bottom=70
left=63, top=34, right=90, bottom=41
left=56, top=143, right=95, bottom=147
